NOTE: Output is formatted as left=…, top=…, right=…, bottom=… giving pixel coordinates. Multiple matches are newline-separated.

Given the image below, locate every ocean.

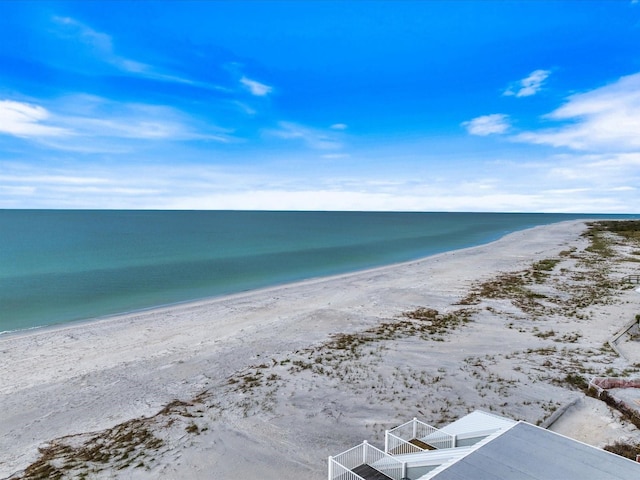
left=0, top=210, right=632, bottom=334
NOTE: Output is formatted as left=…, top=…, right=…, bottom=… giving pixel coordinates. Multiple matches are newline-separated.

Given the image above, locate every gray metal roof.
left=428, top=422, right=640, bottom=480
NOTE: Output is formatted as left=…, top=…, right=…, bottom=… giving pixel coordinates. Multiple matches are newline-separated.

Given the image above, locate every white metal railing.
left=386, top=418, right=455, bottom=453
left=328, top=441, right=407, bottom=480
left=385, top=432, right=424, bottom=455
left=327, top=457, right=364, bottom=480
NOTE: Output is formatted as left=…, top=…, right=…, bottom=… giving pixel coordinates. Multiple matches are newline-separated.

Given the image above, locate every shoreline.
left=0, top=220, right=588, bottom=341
left=2, top=214, right=622, bottom=338
left=2, top=219, right=640, bottom=479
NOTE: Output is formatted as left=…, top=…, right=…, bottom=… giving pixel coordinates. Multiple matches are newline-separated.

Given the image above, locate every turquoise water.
left=0, top=211, right=633, bottom=333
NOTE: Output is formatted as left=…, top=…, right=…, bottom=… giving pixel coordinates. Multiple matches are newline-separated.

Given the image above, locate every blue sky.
left=1, top=1, right=639, bottom=212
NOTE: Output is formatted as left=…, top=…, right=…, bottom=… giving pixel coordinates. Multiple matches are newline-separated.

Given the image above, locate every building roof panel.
left=438, top=410, right=516, bottom=437
left=429, top=422, right=640, bottom=480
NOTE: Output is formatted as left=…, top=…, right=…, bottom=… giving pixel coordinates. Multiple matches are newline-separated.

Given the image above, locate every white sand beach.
left=2, top=220, right=640, bottom=479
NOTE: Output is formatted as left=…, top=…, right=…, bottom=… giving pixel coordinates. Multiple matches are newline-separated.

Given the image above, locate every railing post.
left=363, top=440, right=368, bottom=464
left=412, top=417, right=417, bottom=439
left=385, top=430, right=389, bottom=454
left=402, top=461, right=407, bottom=479
left=451, top=433, right=457, bottom=448
left=328, top=456, right=333, bottom=480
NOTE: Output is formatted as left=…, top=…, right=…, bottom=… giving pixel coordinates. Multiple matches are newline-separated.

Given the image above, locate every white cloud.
left=516, top=71, right=640, bottom=151
left=53, top=16, right=152, bottom=75
left=53, top=16, right=111, bottom=49
left=1, top=152, right=637, bottom=212
left=161, top=183, right=632, bottom=213
left=504, top=69, right=551, bottom=97
left=267, top=121, right=343, bottom=150
left=0, top=173, right=109, bottom=185
left=462, top=114, right=510, bottom=136
left=232, top=101, right=257, bottom=116
left=330, top=123, right=348, bottom=130
left=240, top=76, right=273, bottom=96
left=0, top=162, right=171, bottom=208
left=59, top=98, right=231, bottom=141
left=0, top=95, right=233, bottom=149
left=546, top=153, right=640, bottom=186
left=0, top=100, right=72, bottom=138
left=51, top=16, right=223, bottom=90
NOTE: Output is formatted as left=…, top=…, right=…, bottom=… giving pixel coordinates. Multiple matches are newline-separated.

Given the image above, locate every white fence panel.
left=330, top=441, right=406, bottom=480
left=386, top=418, right=455, bottom=452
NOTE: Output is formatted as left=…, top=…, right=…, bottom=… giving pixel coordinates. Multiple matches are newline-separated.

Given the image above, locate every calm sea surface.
left=0, top=211, right=632, bottom=333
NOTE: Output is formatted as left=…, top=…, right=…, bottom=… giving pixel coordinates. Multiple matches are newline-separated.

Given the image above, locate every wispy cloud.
left=59, top=95, right=232, bottom=141
left=0, top=100, right=72, bottom=138
left=51, top=16, right=224, bottom=90
left=162, top=178, right=633, bottom=213
left=2, top=149, right=636, bottom=212
left=462, top=114, right=510, bottom=136
left=0, top=163, right=165, bottom=208
left=53, top=16, right=151, bottom=74
left=231, top=101, right=257, bottom=116
left=516, top=71, right=640, bottom=151
left=267, top=121, right=343, bottom=150
left=545, top=153, right=640, bottom=186
left=504, top=69, right=551, bottom=97
left=240, top=76, right=273, bottom=96
left=0, top=95, right=234, bottom=151
left=330, top=123, right=348, bottom=130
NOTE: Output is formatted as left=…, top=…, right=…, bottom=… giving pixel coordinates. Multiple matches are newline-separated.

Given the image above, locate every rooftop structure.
left=328, top=411, right=640, bottom=480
